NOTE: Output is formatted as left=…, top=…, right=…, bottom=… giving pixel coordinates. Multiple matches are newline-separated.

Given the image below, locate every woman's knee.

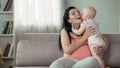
left=49, top=57, right=65, bottom=68
left=72, top=57, right=99, bottom=68
left=49, top=57, right=77, bottom=68
left=87, top=57, right=99, bottom=63
left=85, top=57, right=99, bottom=68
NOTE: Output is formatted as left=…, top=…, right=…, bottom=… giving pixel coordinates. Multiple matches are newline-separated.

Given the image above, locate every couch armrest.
left=103, top=34, right=120, bottom=67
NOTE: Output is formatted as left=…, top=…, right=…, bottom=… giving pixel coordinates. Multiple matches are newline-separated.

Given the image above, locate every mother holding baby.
left=50, top=6, right=109, bottom=68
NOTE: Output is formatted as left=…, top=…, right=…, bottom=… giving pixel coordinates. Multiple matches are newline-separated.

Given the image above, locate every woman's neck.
left=72, top=24, right=80, bottom=30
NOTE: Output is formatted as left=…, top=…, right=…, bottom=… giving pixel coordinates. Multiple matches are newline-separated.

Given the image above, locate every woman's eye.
left=77, top=11, right=80, bottom=13
left=71, top=13, right=75, bottom=15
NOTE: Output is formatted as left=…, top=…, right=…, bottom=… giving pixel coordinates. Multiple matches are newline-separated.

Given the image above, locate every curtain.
left=14, top=0, right=64, bottom=44
left=14, top=0, right=64, bottom=33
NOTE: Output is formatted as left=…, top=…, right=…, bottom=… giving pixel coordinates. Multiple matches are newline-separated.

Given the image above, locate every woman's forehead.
left=69, top=9, right=80, bottom=13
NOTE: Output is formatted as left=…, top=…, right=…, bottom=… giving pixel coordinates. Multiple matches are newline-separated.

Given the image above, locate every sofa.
left=14, top=33, right=120, bottom=68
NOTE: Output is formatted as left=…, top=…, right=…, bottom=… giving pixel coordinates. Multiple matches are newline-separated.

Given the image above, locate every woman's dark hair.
left=59, top=6, right=76, bottom=50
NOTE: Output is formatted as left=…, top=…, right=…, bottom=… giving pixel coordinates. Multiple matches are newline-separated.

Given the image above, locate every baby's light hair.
left=83, top=6, right=96, bottom=19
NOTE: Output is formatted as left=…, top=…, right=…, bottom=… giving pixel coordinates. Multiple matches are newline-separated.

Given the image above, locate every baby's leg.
left=89, top=45, right=105, bottom=68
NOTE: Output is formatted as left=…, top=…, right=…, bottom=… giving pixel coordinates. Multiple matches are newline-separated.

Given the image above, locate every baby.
left=72, top=6, right=105, bottom=68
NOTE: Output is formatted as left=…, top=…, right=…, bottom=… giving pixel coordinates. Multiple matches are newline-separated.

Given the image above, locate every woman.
left=50, top=6, right=109, bottom=68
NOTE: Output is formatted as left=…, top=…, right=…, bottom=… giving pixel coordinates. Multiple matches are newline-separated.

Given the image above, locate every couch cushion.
left=103, top=34, right=120, bottom=67
left=16, top=40, right=63, bottom=66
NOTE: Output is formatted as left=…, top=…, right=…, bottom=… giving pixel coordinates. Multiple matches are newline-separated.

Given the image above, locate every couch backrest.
left=16, top=33, right=120, bottom=67
left=16, top=33, right=63, bottom=66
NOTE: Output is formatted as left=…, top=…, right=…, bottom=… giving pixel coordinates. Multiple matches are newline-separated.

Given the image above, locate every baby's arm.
left=72, top=23, right=86, bottom=35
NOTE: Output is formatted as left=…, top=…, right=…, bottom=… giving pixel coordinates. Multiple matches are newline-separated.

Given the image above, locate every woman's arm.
left=61, top=28, right=85, bottom=54
left=61, top=27, right=95, bottom=54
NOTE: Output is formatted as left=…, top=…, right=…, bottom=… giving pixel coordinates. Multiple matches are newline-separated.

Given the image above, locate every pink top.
left=64, top=33, right=91, bottom=60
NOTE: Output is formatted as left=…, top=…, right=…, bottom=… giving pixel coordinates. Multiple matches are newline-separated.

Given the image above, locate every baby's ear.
left=87, top=15, right=90, bottom=19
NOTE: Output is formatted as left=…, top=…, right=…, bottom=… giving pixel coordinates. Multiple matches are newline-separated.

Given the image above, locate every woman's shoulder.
left=61, top=28, right=66, bottom=32
left=60, top=28, right=69, bottom=37
left=61, top=28, right=67, bottom=34
left=60, top=28, right=82, bottom=38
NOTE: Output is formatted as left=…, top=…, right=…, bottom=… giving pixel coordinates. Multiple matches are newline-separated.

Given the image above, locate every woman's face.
left=68, top=8, right=83, bottom=25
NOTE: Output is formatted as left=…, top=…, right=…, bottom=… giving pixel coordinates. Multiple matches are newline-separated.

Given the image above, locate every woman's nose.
left=76, top=13, right=81, bottom=16
left=77, top=12, right=80, bottom=15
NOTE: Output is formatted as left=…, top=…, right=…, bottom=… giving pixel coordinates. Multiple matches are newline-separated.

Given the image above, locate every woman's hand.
left=92, top=35, right=109, bottom=57
left=93, top=46, right=106, bottom=54
left=82, top=26, right=96, bottom=40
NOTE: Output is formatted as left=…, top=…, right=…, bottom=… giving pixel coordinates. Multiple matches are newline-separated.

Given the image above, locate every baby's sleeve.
left=72, top=23, right=86, bottom=35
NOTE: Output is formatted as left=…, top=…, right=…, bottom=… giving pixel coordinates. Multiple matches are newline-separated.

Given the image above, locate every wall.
left=64, top=0, right=119, bottom=33
left=119, top=0, right=120, bottom=32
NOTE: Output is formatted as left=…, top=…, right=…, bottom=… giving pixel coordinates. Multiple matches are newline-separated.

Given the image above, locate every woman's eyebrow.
left=77, top=10, right=80, bottom=13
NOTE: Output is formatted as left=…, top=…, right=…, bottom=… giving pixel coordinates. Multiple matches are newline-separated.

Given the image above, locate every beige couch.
left=14, top=33, right=120, bottom=68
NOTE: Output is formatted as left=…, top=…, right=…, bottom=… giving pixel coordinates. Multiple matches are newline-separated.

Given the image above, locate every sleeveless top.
left=64, top=33, right=91, bottom=60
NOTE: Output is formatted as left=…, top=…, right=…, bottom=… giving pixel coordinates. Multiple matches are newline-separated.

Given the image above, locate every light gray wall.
left=119, top=0, right=120, bottom=32
left=64, top=0, right=119, bottom=33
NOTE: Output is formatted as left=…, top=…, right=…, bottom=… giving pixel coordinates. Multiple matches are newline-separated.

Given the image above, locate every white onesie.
left=72, top=19, right=105, bottom=46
